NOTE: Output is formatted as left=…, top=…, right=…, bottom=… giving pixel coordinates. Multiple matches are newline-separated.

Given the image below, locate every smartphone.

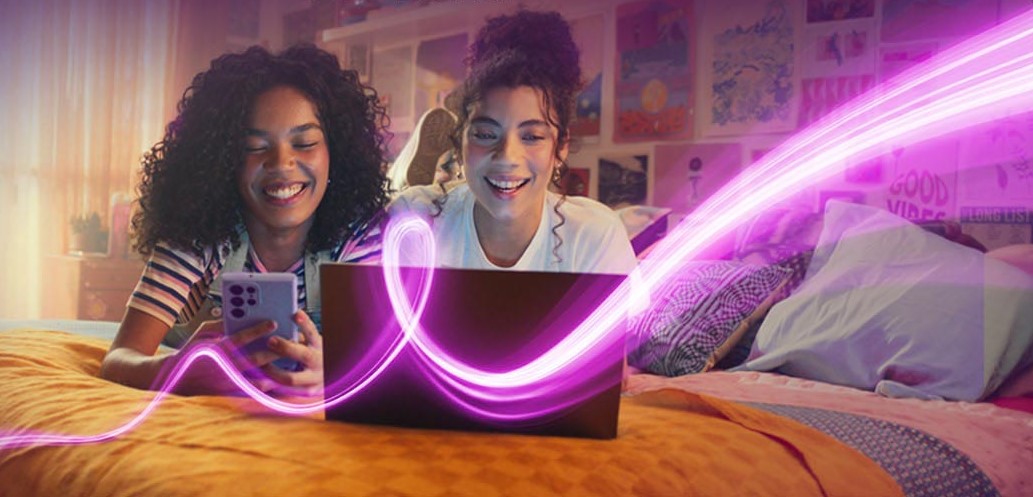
left=221, top=272, right=300, bottom=371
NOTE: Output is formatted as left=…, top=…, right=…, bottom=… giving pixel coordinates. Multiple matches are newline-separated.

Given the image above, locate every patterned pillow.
left=627, top=261, right=792, bottom=376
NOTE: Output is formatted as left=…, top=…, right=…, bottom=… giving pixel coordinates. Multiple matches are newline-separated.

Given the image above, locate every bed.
left=2, top=202, right=1032, bottom=496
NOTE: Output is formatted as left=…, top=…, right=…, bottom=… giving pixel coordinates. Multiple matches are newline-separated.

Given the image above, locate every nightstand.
left=42, top=255, right=145, bottom=322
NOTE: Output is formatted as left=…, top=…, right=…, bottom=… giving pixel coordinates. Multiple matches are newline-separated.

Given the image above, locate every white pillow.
left=735, top=201, right=1033, bottom=401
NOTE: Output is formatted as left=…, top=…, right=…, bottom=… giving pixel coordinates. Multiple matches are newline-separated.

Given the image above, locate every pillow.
left=736, top=201, right=1033, bottom=401
left=987, top=244, right=1033, bottom=277
left=615, top=205, right=673, bottom=256
left=627, top=260, right=791, bottom=377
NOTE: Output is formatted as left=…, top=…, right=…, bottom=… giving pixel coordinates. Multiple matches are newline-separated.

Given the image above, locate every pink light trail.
left=3, top=8, right=1033, bottom=449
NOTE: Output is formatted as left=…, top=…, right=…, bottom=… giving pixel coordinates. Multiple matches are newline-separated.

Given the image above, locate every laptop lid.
left=320, top=263, right=627, bottom=439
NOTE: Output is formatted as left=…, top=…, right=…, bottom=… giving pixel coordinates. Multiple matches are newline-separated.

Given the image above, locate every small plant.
left=70, top=212, right=102, bottom=236
left=68, top=212, right=108, bottom=253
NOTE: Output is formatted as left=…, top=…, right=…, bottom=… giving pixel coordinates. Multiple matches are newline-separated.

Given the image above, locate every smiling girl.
left=100, top=45, right=389, bottom=396
left=390, top=10, right=637, bottom=274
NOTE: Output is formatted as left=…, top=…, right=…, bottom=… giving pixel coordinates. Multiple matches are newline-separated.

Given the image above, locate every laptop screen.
left=320, top=263, right=628, bottom=439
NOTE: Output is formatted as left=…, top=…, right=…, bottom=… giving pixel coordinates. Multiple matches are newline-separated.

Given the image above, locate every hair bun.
left=468, top=10, right=581, bottom=91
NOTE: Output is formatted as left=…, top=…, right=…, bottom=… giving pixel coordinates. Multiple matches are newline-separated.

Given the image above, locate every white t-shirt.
left=388, top=183, right=637, bottom=275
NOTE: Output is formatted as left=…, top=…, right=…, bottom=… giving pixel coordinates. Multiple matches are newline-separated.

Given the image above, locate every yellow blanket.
left=0, top=330, right=902, bottom=497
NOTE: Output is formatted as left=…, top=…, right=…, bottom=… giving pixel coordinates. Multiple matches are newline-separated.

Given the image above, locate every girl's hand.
left=164, top=319, right=278, bottom=396
left=259, top=310, right=323, bottom=398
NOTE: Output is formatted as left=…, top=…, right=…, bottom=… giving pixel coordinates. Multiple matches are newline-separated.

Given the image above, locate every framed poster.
left=598, top=154, right=649, bottom=208
left=614, top=0, right=693, bottom=142
left=570, top=14, right=604, bottom=139
left=959, top=206, right=1032, bottom=250
left=800, top=20, right=875, bottom=79
left=699, top=0, right=800, bottom=136
left=957, top=113, right=1033, bottom=203
left=653, top=142, right=742, bottom=218
left=798, top=75, right=875, bottom=127
left=883, top=137, right=960, bottom=221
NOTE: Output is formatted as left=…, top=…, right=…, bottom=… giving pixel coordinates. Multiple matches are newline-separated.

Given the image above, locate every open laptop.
left=320, top=263, right=627, bottom=439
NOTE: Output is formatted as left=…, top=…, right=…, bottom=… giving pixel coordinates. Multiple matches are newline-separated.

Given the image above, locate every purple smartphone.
left=221, top=272, right=300, bottom=371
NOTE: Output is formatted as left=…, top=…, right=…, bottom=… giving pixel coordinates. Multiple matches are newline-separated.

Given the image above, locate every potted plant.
left=69, top=212, right=107, bottom=254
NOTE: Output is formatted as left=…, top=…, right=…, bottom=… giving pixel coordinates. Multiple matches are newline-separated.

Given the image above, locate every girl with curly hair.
left=101, top=45, right=390, bottom=396
left=389, top=10, right=636, bottom=274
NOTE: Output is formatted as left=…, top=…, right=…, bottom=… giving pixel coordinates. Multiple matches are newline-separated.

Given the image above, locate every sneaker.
left=406, top=107, right=457, bottom=187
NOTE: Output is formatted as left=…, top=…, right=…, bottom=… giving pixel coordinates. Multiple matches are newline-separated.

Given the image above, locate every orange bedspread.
left=0, top=330, right=903, bottom=497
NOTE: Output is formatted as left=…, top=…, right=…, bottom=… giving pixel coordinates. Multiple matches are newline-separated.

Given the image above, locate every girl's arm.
left=99, top=308, right=176, bottom=390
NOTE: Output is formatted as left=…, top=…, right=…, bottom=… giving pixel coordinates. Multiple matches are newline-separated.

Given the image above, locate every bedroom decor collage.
left=318, top=0, right=1033, bottom=253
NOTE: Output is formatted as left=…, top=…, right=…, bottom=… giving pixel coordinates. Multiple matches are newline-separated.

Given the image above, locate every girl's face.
left=463, top=86, right=566, bottom=226
left=238, top=85, right=329, bottom=236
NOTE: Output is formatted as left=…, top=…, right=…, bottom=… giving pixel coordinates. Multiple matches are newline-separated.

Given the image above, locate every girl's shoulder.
left=550, top=193, right=624, bottom=227
left=388, top=181, right=469, bottom=218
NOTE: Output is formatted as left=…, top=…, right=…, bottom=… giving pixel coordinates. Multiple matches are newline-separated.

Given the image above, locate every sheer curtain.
left=0, top=0, right=177, bottom=318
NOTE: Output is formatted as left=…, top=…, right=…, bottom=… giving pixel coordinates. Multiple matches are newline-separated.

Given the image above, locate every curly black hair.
left=442, top=9, right=584, bottom=262
left=133, top=44, right=390, bottom=256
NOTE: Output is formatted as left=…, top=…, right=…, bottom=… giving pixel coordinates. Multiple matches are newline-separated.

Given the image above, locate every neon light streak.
left=3, top=8, right=1033, bottom=449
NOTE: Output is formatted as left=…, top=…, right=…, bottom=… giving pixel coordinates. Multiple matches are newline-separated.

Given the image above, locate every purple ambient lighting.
left=3, top=8, right=1033, bottom=449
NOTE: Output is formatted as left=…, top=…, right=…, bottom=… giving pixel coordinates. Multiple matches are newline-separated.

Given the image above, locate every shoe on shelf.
left=406, top=107, right=457, bottom=187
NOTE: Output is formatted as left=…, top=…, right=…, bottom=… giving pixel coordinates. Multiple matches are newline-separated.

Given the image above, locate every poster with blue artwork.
left=613, top=0, right=694, bottom=143
left=570, top=14, right=604, bottom=139
left=699, top=0, right=799, bottom=136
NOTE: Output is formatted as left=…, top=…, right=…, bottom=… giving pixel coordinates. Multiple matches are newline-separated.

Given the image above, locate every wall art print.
left=598, top=154, right=649, bottom=208
left=571, top=14, right=605, bottom=139
left=614, top=0, right=694, bottom=142
left=700, top=0, right=799, bottom=136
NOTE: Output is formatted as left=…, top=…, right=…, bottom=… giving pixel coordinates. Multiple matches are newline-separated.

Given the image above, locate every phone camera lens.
left=230, top=308, right=245, bottom=319
left=231, top=297, right=244, bottom=307
left=247, top=299, right=257, bottom=306
left=229, top=284, right=244, bottom=295
left=246, top=286, right=257, bottom=294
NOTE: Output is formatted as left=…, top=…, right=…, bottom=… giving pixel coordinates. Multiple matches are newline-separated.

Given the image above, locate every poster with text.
left=598, top=154, right=649, bottom=208
left=373, top=45, right=414, bottom=122
left=614, top=0, right=693, bottom=142
left=653, top=142, right=742, bottom=219
left=959, top=206, right=1032, bottom=250
left=881, top=0, right=998, bottom=43
left=700, top=0, right=799, bottom=136
left=957, top=114, right=1033, bottom=203
left=571, top=15, right=604, bottom=139
left=878, top=42, right=938, bottom=83
left=415, top=33, right=467, bottom=120
left=800, top=20, right=875, bottom=78
left=883, top=137, right=959, bottom=221
left=798, top=75, right=875, bottom=127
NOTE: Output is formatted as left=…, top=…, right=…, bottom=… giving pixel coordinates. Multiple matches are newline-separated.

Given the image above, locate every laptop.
left=320, top=263, right=627, bottom=439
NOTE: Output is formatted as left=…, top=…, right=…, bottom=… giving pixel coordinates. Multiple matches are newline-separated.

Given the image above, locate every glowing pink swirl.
left=3, top=9, right=1033, bottom=448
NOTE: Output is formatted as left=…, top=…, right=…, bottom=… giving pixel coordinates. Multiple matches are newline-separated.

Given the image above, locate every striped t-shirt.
left=128, top=224, right=382, bottom=328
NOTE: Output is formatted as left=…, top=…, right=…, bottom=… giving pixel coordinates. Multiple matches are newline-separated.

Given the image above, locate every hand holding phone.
left=221, top=272, right=300, bottom=371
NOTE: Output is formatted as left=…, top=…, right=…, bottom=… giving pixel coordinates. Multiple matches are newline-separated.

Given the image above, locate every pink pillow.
left=986, top=244, right=1033, bottom=398
left=993, top=363, right=1033, bottom=398
left=987, top=244, right=1033, bottom=277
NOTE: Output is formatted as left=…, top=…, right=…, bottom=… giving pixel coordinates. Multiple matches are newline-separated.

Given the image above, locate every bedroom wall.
left=299, top=0, right=1033, bottom=251
left=13, top=0, right=1033, bottom=320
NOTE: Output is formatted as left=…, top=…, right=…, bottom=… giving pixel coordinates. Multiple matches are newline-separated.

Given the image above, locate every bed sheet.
left=0, top=328, right=902, bottom=497
left=627, top=371, right=1033, bottom=497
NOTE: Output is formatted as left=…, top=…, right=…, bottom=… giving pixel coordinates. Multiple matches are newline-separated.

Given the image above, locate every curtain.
left=0, top=0, right=178, bottom=318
